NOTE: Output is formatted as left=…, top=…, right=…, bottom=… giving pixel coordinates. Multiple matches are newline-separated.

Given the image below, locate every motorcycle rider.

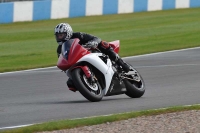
left=54, top=23, right=130, bottom=91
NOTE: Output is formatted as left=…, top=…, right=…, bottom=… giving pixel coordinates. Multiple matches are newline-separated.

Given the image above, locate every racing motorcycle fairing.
left=77, top=53, right=115, bottom=95
left=105, top=75, right=126, bottom=96
left=57, top=38, right=117, bottom=95
left=57, top=39, right=91, bottom=71
left=66, top=52, right=115, bottom=95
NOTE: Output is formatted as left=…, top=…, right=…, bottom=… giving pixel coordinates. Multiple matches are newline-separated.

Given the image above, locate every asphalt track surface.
left=0, top=47, right=200, bottom=129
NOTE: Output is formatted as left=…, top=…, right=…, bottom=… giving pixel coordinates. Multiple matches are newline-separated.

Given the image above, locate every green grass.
left=1, top=8, right=200, bottom=72
left=1, top=104, right=200, bottom=133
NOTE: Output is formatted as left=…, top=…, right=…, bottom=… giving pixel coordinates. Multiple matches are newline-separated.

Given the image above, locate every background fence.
left=0, top=0, right=34, bottom=3
left=0, top=0, right=200, bottom=24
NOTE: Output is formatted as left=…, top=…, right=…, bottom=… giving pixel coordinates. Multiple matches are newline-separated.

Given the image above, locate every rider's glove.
left=86, top=41, right=98, bottom=49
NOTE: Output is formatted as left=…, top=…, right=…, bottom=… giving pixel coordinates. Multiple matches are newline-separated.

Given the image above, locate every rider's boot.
left=106, top=47, right=130, bottom=73
left=99, top=41, right=130, bottom=73
left=67, top=78, right=77, bottom=92
left=116, top=57, right=130, bottom=72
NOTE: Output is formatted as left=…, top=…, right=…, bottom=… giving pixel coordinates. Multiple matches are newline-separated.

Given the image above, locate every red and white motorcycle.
left=57, top=38, right=145, bottom=102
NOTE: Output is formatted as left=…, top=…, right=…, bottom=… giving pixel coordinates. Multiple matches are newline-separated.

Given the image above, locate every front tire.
left=72, top=68, right=103, bottom=102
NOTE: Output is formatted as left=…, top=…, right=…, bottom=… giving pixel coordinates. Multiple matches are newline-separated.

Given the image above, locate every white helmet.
left=54, top=23, right=73, bottom=45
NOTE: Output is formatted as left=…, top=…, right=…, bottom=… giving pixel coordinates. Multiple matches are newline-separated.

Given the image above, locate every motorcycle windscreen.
left=57, top=39, right=73, bottom=71
left=62, top=39, right=73, bottom=60
left=67, top=39, right=90, bottom=64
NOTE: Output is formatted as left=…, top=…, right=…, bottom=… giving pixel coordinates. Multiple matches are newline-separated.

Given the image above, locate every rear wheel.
left=124, top=66, right=145, bottom=98
left=72, top=68, right=103, bottom=102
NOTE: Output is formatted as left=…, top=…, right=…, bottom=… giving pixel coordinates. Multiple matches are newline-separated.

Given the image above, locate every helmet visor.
left=55, top=33, right=67, bottom=42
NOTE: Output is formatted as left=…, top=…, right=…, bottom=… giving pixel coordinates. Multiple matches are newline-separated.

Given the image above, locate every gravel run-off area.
left=39, top=110, right=200, bottom=133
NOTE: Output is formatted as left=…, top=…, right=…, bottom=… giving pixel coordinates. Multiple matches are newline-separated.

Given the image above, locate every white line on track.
left=0, top=66, right=57, bottom=75
left=135, top=63, right=200, bottom=68
left=0, top=46, right=200, bottom=76
left=123, top=46, right=200, bottom=59
left=0, top=124, right=34, bottom=130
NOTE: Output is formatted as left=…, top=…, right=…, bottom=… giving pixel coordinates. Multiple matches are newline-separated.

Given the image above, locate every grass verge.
left=1, top=104, right=200, bottom=133
left=0, top=8, right=200, bottom=72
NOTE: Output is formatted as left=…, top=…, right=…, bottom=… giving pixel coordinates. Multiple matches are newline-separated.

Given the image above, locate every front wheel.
left=71, top=68, right=103, bottom=102
left=124, top=66, right=145, bottom=98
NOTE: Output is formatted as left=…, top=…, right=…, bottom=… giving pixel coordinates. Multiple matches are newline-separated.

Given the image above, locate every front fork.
left=73, top=65, right=96, bottom=83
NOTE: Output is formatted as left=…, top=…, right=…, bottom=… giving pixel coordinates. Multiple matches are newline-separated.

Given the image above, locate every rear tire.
left=72, top=68, right=103, bottom=102
left=124, top=67, right=145, bottom=98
